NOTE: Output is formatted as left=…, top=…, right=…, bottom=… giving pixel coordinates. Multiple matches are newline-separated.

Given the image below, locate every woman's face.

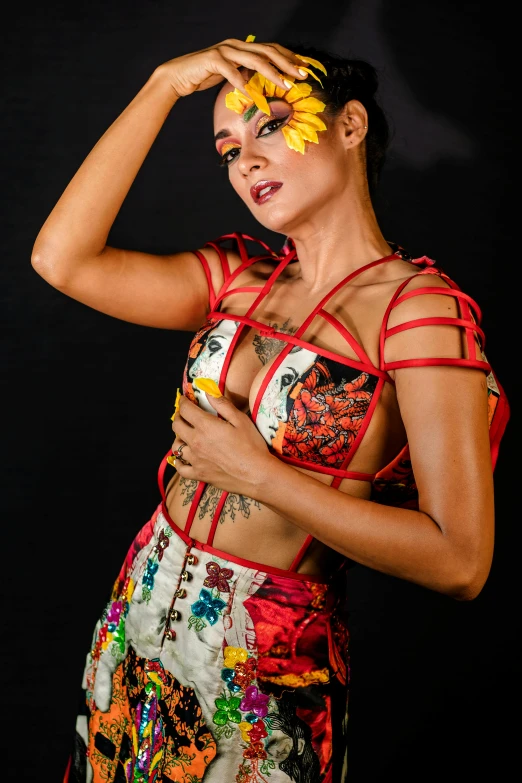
left=189, top=319, right=239, bottom=413
left=257, top=346, right=316, bottom=445
left=213, top=78, right=350, bottom=237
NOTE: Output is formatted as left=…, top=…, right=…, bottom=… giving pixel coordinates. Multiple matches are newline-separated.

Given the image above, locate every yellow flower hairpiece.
left=225, top=42, right=328, bottom=154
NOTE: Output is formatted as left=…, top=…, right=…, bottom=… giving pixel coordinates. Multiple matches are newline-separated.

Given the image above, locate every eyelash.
left=218, top=116, right=289, bottom=167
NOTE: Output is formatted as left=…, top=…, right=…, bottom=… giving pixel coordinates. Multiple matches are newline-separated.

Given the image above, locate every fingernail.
left=298, top=69, right=307, bottom=77
left=283, top=79, right=293, bottom=89
left=170, top=387, right=181, bottom=421
left=167, top=455, right=176, bottom=467
left=193, top=377, right=222, bottom=397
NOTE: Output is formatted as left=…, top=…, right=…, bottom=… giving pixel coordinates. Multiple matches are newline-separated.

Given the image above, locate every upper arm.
left=383, top=274, right=496, bottom=583
left=31, top=241, right=242, bottom=331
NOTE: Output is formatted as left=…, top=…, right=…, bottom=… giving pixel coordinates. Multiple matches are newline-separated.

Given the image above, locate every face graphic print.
left=258, top=351, right=379, bottom=467
left=184, top=319, right=241, bottom=414
left=256, top=345, right=317, bottom=448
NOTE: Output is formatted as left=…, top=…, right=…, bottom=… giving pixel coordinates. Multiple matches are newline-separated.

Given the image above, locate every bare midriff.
left=164, top=376, right=406, bottom=579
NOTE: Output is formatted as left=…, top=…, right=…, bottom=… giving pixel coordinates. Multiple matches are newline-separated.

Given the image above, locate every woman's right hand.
left=156, top=38, right=308, bottom=99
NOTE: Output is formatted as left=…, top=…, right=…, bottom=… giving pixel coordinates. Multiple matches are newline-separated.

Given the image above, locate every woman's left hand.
left=171, top=392, right=273, bottom=496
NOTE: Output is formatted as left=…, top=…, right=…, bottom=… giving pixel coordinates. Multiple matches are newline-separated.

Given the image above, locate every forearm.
left=32, top=68, right=178, bottom=277
left=253, top=455, right=475, bottom=599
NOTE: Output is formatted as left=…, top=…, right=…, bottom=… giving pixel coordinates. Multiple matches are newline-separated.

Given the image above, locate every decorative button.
left=175, top=588, right=187, bottom=598
left=170, top=609, right=181, bottom=621
left=165, top=629, right=176, bottom=641
left=187, top=554, right=198, bottom=566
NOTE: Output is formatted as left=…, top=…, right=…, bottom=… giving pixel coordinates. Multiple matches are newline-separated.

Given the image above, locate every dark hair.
left=282, top=43, right=390, bottom=194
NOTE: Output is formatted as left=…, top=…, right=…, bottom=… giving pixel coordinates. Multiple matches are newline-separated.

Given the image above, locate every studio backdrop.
left=2, top=1, right=517, bottom=781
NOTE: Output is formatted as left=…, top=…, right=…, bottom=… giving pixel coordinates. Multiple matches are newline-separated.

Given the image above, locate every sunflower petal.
left=264, top=78, right=277, bottom=98
left=285, top=83, right=312, bottom=103
left=244, top=83, right=271, bottom=115
left=282, top=125, right=306, bottom=154
left=288, top=119, right=319, bottom=143
left=274, top=84, right=287, bottom=98
left=249, top=72, right=265, bottom=93
left=291, top=97, right=326, bottom=113
left=295, top=66, right=323, bottom=87
left=293, top=111, right=327, bottom=131
left=245, top=34, right=256, bottom=42
left=225, top=90, right=253, bottom=114
left=296, top=55, right=328, bottom=76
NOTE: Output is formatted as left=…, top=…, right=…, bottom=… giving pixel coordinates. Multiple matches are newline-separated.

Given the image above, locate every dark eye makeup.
left=218, top=115, right=290, bottom=167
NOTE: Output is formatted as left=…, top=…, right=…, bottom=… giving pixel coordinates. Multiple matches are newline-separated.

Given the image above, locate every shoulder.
left=197, top=232, right=282, bottom=296
left=386, top=271, right=458, bottom=329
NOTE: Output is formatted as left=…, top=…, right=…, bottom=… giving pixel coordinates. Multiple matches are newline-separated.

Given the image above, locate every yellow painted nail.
left=170, top=388, right=181, bottom=421
left=245, top=34, right=256, bottom=42
left=193, top=377, right=222, bottom=397
left=166, top=455, right=176, bottom=467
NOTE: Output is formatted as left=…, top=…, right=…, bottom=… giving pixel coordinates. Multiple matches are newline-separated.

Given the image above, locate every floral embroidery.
left=213, top=694, right=242, bottom=725
left=92, top=577, right=134, bottom=662
left=240, top=686, right=269, bottom=718
left=244, top=741, right=267, bottom=760
left=222, top=667, right=242, bottom=693
left=224, top=646, right=248, bottom=668
left=141, top=527, right=172, bottom=603
left=156, top=528, right=170, bottom=561
left=238, top=721, right=253, bottom=742
left=234, top=658, right=257, bottom=689
left=204, top=561, right=234, bottom=592
left=190, top=589, right=227, bottom=626
left=188, top=560, right=234, bottom=632
left=218, top=646, right=274, bottom=782
left=247, top=719, right=268, bottom=743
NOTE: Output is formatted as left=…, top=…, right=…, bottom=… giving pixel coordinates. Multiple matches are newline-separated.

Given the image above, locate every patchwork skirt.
left=67, top=501, right=350, bottom=782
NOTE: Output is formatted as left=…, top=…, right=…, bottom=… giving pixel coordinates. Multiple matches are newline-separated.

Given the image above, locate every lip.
left=250, top=180, right=283, bottom=205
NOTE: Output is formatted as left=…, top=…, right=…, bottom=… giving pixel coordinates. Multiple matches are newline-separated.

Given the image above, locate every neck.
left=286, top=186, right=391, bottom=292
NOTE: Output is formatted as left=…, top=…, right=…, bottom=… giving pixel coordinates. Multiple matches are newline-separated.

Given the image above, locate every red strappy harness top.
left=158, top=232, right=510, bottom=578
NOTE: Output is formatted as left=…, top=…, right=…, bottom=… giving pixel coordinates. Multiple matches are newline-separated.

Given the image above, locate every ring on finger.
left=173, top=443, right=190, bottom=465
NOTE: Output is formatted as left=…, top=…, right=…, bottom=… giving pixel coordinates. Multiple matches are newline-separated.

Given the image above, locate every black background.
left=2, top=1, right=518, bottom=781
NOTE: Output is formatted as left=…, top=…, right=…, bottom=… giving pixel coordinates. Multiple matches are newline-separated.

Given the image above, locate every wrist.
left=247, top=451, right=284, bottom=503
left=149, top=65, right=182, bottom=104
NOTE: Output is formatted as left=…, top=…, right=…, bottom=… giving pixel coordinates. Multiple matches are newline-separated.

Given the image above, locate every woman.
left=32, top=37, right=509, bottom=783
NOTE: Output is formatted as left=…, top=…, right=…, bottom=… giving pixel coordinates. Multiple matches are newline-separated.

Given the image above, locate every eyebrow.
left=214, top=129, right=232, bottom=142
left=214, top=106, right=265, bottom=142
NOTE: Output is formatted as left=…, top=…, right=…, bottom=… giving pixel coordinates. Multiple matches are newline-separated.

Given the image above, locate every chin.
left=252, top=205, right=302, bottom=236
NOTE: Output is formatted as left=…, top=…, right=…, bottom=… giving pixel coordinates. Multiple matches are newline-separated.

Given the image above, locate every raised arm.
left=31, top=39, right=307, bottom=330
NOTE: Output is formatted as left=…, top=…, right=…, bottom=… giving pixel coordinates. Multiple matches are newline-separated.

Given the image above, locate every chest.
left=181, top=284, right=386, bottom=472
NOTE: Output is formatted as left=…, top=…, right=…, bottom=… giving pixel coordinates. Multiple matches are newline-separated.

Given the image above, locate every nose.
left=237, top=144, right=268, bottom=177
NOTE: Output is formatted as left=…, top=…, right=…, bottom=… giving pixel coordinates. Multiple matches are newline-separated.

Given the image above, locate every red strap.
left=212, top=311, right=391, bottom=382
left=386, top=316, right=486, bottom=346
left=379, top=271, right=488, bottom=372
left=318, top=308, right=374, bottom=366
left=384, top=357, right=491, bottom=371
left=391, top=287, right=483, bottom=323
left=192, top=250, right=217, bottom=311
left=219, top=254, right=295, bottom=393
left=204, top=240, right=231, bottom=279
left=213, top=249, right=295, bottom=311
left=157, top=451, right=209, bottom=537
left=330, top=377, right=385, bottom=489
left=206, top=492, right=229, bottom=546
left=273, top=452, right=376, bottom=481
left=289, top=534, right=314, bottom=571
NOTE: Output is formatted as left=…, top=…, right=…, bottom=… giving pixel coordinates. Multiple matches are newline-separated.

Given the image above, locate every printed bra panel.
left=182, top=317, right=379, bottom=472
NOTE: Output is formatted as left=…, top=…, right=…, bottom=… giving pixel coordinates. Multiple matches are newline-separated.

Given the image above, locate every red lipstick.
left=250, top=180, right=283, bottom=205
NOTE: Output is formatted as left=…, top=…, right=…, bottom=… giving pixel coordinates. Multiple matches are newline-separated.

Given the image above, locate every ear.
left=337, top=99, right=369, bottom=151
